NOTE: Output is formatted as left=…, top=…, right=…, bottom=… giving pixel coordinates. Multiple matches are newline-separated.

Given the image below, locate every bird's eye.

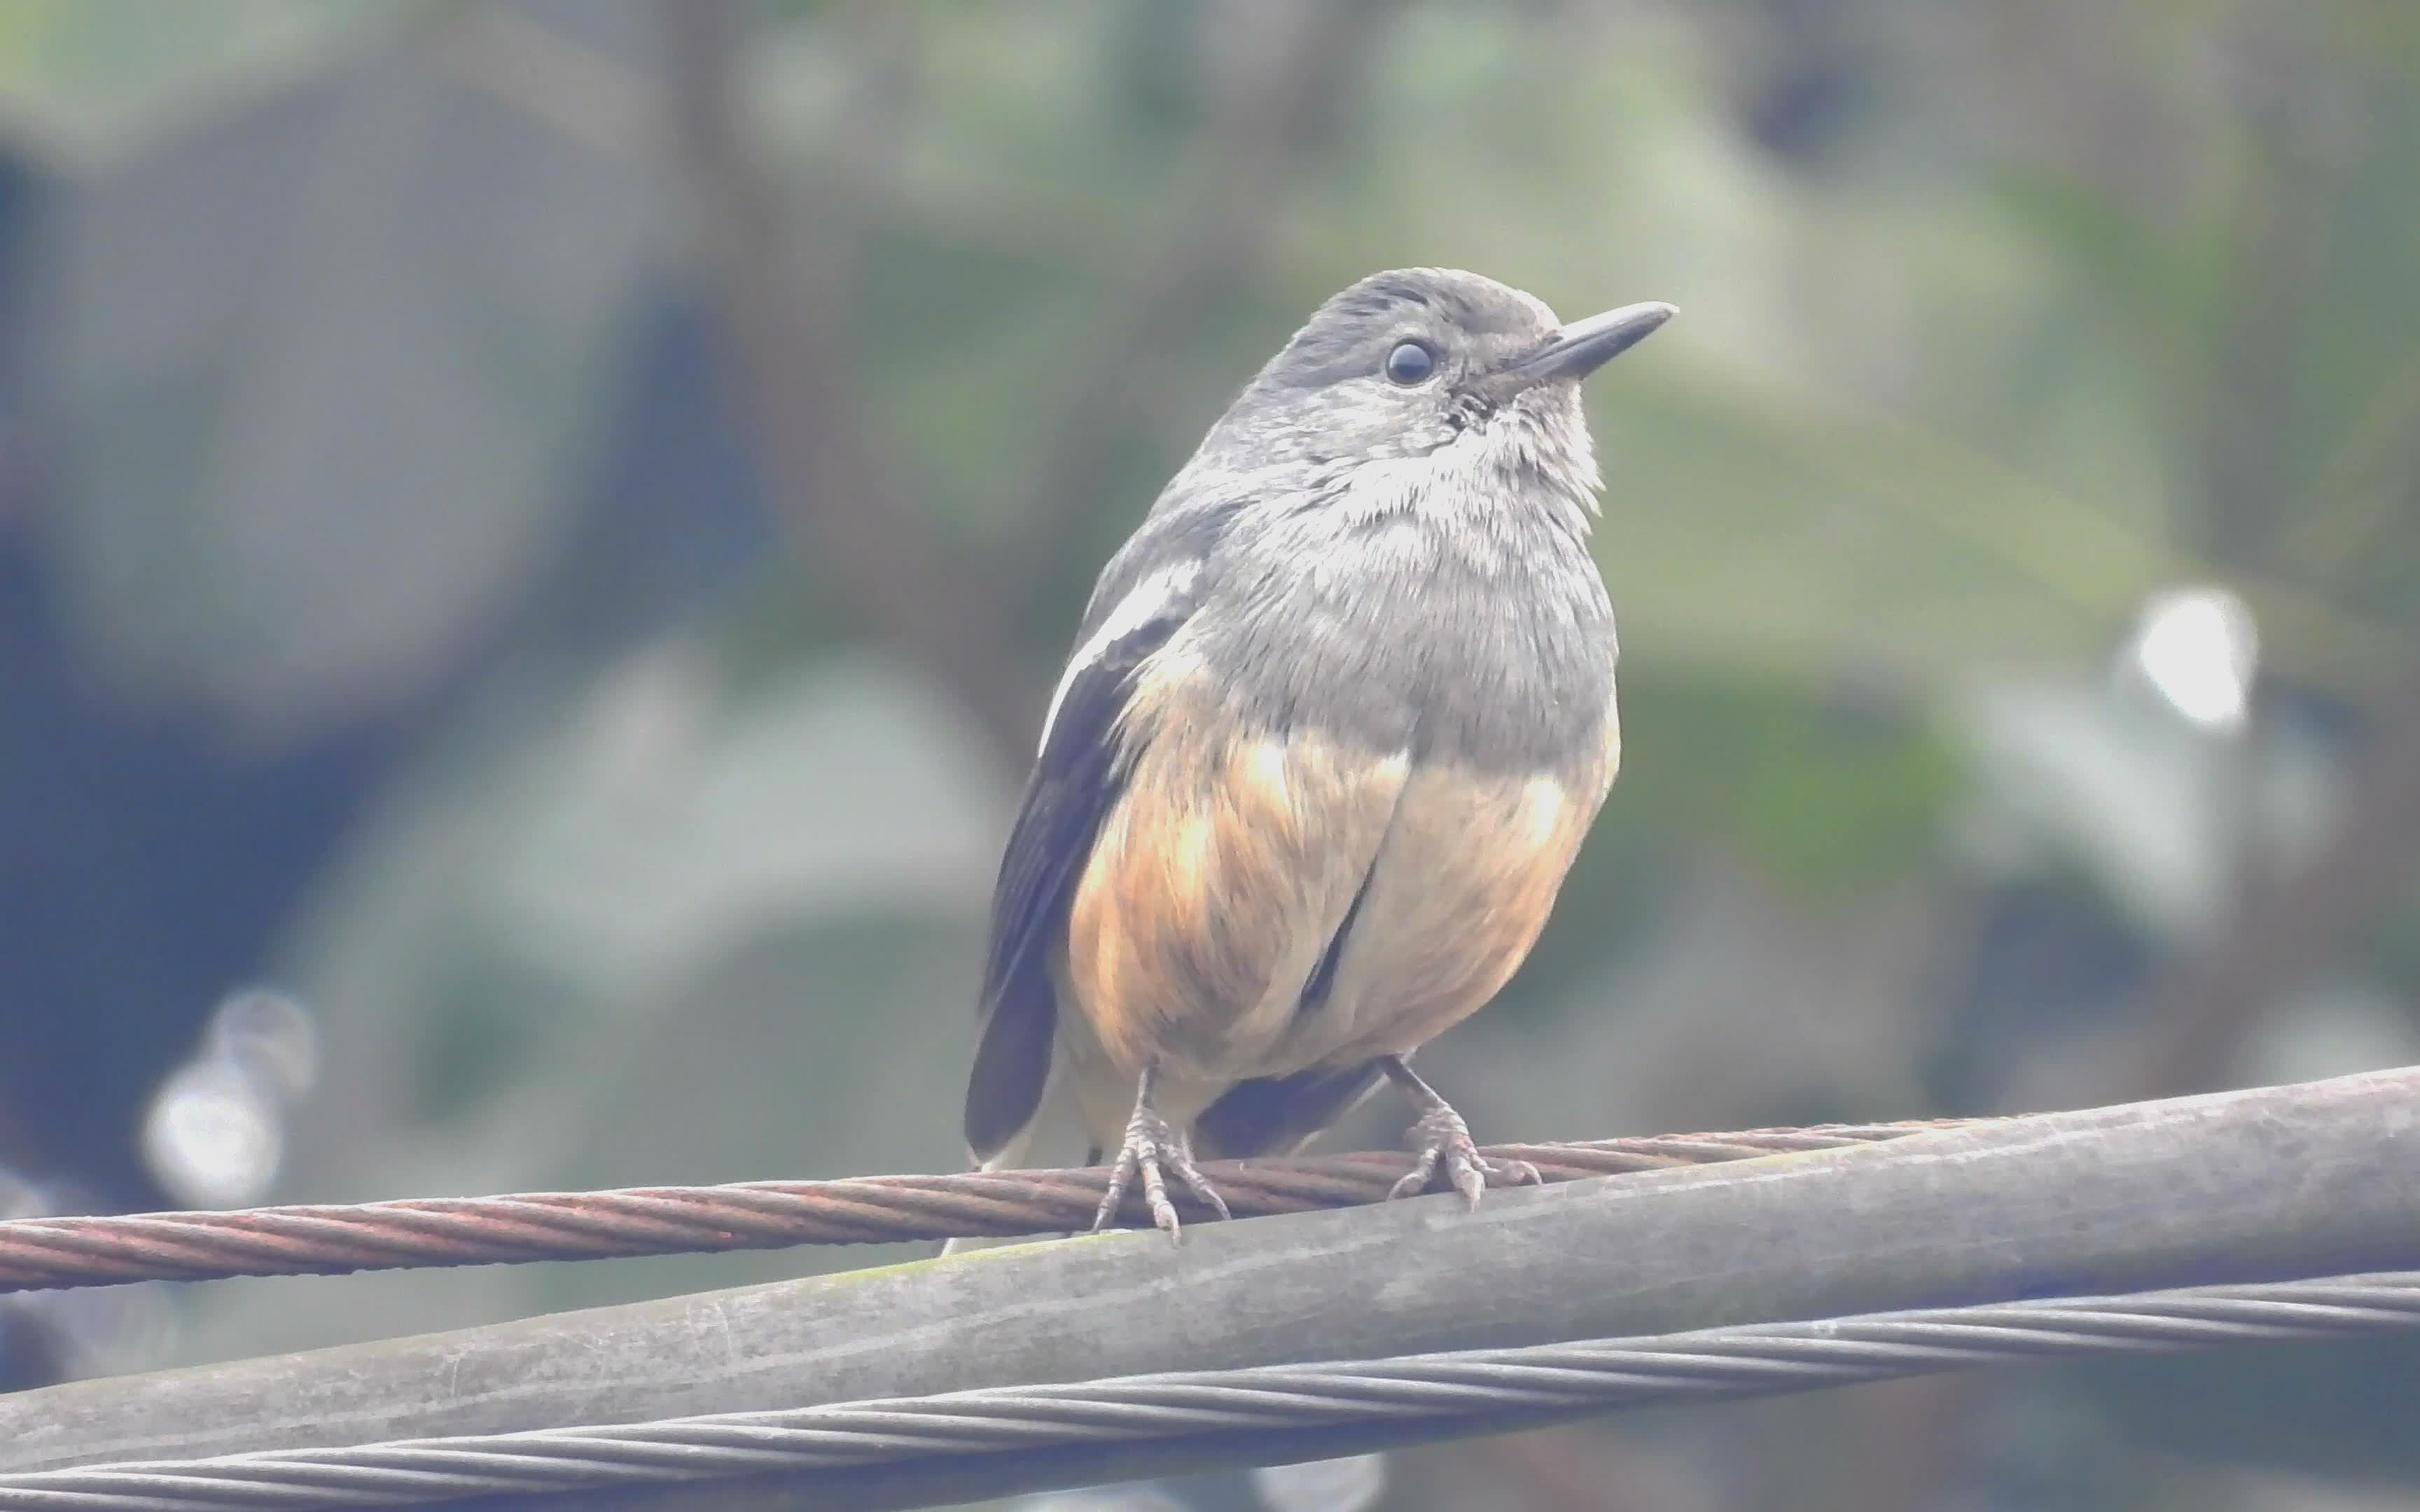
left=1384, top=340, right=1437, bottom=386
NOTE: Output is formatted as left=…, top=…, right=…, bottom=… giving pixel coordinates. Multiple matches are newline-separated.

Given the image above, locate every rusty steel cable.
left=4, top=1270, right=2414, bottom=1511
left=0, top=1121, right=1954, bottom=1294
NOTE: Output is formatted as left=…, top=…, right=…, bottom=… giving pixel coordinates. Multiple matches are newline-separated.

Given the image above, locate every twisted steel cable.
left=4, top=1271, right=2414, bottom=1511
left=0, top=1121, right=1950, bottom=1294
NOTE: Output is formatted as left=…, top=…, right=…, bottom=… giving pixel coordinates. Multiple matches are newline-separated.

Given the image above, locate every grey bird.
left=957, top=267, right=1674, bottom=1242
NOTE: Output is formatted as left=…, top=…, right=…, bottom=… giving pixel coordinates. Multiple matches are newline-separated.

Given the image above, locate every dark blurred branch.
left=999, top=0, right=1403, bottom=586
left=2136, top=29, right=2420, bottom=1096
left=658, top=0, right=1037, bottom=762
left=2142, top=657, right=2420, bottom=1097
left=2132, top=26, right=2363, bottom=1095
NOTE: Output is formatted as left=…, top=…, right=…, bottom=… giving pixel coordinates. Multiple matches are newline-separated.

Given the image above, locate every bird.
left=955, top=267, right=1674, bottom=1245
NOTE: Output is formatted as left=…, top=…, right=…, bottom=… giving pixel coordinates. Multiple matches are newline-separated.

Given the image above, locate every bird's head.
left=1182, top=267, right=1674, bottom=525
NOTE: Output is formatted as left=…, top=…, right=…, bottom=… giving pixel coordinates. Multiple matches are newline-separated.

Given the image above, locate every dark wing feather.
left=1192, top=1060, right=1390, bottom=1160
left=961, top=573, right=1201, bottom=1161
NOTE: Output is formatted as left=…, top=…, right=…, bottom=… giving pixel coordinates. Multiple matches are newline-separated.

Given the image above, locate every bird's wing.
left=962, top=536, right=1216, bottom=1164
left=1190, top=1059, right=1391, bottom=1160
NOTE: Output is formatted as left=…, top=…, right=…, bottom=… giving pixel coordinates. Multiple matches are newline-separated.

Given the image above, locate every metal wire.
left=0, top=1121, right=1948, bottom=1294
left=5, top=1271, right=2412, bottom=1511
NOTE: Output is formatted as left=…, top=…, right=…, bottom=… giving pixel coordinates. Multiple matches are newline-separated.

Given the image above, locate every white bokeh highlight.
left=2126, top=584, right=2260, bottom=734
left=140, top=988, right=323, bottom=1209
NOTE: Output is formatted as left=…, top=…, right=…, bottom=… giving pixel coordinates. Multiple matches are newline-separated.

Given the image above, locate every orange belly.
left=1062, top=697, right=1617, bottom=1091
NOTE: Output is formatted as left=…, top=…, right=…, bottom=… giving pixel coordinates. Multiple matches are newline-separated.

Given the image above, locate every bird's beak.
left=1507, top=300, right=1677, bottom=387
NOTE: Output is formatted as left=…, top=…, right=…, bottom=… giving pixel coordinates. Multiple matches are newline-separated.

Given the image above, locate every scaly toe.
left=1447, top=1154, right=1487, bottom=1210
left=1166, top=1152, right=1232, bottom=1222
left=1090, top=1147, right=1143, bottom=1235
left=1139, top=1154, right=1183, bottom=1245
left=1395, top=1106, right=1531, bottom=1208
left=1388, top=1155, right=1441, bottom=1202
left=1092, top=1118, right=1229, bottom=1242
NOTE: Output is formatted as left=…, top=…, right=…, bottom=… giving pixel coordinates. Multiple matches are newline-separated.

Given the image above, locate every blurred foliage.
left=1622, top=673, right=1958, bottom=890
left=0, top=2, right=2416, bottom=1509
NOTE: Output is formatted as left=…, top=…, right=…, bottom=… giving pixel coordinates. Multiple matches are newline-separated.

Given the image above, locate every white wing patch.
left=1036, top=560, right=1201, bottom=755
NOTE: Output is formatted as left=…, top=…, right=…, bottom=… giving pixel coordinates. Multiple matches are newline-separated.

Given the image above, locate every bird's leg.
left=1380, top=1056, right=1541, bottom=1208
left=1092, top=1064, right=1232, bottom=1243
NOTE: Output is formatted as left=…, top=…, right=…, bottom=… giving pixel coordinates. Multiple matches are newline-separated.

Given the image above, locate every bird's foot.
left=1092, top=1102, right=1231, bottom=1243
left=1390, top=1103, right=1540, bottom=1208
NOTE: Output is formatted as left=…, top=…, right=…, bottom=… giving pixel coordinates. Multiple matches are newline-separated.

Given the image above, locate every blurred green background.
left=2, top=1, right=2419, bottom=1508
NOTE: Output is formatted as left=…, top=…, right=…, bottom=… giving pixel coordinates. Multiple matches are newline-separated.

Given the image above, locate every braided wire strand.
left=0, top=1122, right=1949, bottom=1294
left=5, top=1273, right=2414, bottom=1511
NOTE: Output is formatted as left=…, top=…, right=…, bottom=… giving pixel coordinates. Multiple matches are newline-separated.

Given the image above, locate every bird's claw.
left=1092, top=1103, right=1231, bottom=1243
left=1390, top=1105, right=1538, bottom=1208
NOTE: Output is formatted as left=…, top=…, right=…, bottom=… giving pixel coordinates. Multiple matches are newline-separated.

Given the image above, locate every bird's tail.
left=938, top=1071, right=1085, bottom=1256
left=938, top=1126, right=1038, bottom=1256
